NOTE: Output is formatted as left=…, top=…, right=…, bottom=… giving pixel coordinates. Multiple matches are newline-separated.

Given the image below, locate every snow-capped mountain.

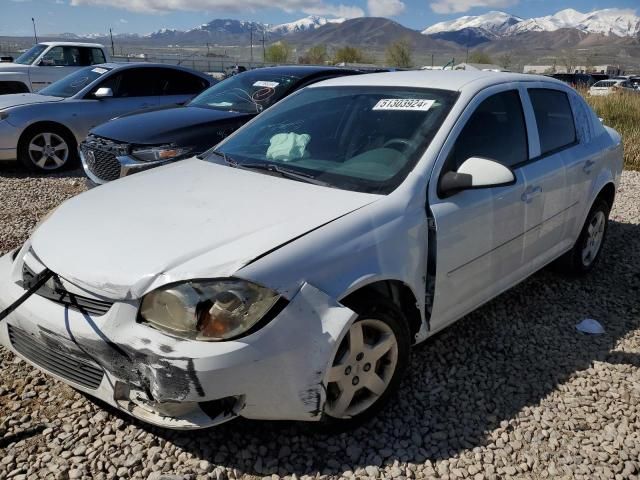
left=423, top=8, right=640, bottom=39
left=422, top=11, right=523, bottom=36
left=268, top=16, right=345, bottom=35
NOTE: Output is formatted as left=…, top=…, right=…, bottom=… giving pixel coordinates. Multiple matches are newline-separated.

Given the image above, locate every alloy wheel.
left=28, top=132, right=69, bottom=170
left=325, top=319, right=399, bottom=418
left=582, top=210, right=606, bottom=267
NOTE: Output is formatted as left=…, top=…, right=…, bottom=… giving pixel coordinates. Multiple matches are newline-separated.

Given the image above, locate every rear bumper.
left=0, top=250, right=356, bottom=429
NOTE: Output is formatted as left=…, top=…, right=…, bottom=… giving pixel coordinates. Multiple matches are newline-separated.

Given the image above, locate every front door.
left=29, top=46, right=85, bottom=91
left=427, top=87, right=531, bottom=332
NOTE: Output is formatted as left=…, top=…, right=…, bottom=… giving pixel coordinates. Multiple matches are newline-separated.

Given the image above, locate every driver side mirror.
left=93, top=87, right=113, bottom=99
left=439, top=157, right=515, bottom=197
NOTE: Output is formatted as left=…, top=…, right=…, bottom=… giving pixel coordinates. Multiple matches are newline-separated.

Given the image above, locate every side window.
left=40, top=47, right=65, bottom=66
left=528, top=89, right=576, bottom=155
left=445, top=90, right=528, bottom=172
left=158, top=69, right=209, bottom=95
left=113, top=69, right=158, bottom=97
left=90, top=48, right=106, bottom=65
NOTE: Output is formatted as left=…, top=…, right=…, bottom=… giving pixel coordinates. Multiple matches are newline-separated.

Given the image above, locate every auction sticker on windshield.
left=253, top=81, right=280, bottom=88
left=91, top=67, right=108, bottom=74
left=373, top=99, right=435, bottom=111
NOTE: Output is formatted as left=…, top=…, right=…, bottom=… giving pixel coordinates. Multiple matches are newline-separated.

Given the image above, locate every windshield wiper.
left=207, top=150, right=331, bottom=187
left=234, top=161, right=332, bottom=187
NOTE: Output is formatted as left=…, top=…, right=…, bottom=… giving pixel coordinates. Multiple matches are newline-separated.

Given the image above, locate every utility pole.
left=262, top=25, right=266, bottom=63
left=250, top=25, right=254, bottom=63
left=109, top=28, right=115, bottom=56
left=431, top=53, right=434, bottom=68
left=206, top=42, right=210, bottom=56
left=465, top=29, right=469, bottom=64
left=31, top=18, right=38, bottom=44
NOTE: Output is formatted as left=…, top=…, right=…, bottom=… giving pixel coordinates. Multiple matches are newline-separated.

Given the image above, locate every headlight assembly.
left=139, top=279, right=280, bottom=341
left=131, top=145, right=192, bottom=163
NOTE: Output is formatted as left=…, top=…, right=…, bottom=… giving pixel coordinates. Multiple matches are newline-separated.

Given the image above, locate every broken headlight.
left=139, top=279, right=280, bottom=341
left=131, top=145, right=193, bottom=163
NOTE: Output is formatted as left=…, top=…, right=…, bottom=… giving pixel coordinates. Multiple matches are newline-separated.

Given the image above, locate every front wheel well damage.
left=340, top=280, right=422, bottom=343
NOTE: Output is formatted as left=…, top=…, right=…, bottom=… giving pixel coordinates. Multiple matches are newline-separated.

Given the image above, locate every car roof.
left=90, top=62, right=212, bottom=78
left=241, top=65, right=372, bottom=76
left=310, top=70, right=567, bottom=93
left=40, top=41, right=105, bottom=48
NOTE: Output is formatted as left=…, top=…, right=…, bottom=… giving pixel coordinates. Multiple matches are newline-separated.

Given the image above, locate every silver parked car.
left=0, top=63, right=213, bottom=172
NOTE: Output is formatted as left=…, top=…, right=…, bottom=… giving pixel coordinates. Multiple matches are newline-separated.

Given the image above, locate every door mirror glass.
left=440, top=157, right=515, bottom=196
left=93, top=87, right=113, bottom=99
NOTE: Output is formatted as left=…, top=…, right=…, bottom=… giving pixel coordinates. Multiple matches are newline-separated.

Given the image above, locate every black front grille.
left=82, top=135, right=129, bottom=182
left=23, top=263, right=113, bottom=316
left=8, top=325, right=104, bottom=389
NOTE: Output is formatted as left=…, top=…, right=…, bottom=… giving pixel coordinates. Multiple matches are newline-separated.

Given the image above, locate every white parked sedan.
left=0, top=71, right=623, bottom=429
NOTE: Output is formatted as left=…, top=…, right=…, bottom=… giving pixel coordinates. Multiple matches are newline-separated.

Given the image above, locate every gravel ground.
left=0, top=165, right=639, bottom=480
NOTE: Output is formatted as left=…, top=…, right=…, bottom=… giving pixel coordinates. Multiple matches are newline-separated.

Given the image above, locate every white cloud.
left=119, top=18, right=128, bottom=23
left=367, top=0, right=405, bottom=16
left=429, top=0, right=517, bottom=14
left=70, top=0, right=363, bottom=18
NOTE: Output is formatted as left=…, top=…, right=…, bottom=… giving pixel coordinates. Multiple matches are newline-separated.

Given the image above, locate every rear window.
left=528, top=89, right=576, bottom=155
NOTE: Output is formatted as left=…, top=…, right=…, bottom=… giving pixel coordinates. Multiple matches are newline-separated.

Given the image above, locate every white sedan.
left=0, top=71, right=623, bottom=429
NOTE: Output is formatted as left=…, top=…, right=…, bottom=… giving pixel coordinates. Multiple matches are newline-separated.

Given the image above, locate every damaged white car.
left=0, top=71, right=623, bottom=429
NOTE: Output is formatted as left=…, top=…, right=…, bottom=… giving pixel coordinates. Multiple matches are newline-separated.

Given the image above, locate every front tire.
left=556, top=199, right=610, bottom=275
left=18, top=125, right=78, bottom=172
left=321, top=302, right=410, bottom=428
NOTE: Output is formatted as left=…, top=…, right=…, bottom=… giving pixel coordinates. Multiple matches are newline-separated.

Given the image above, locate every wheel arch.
left=18, top=120, right=78, bottom=151
left=339, top=279, right=423, bottom=344
left=0, top=80, right=30, bottom=94
left=594, top=182, right=616, bottom=210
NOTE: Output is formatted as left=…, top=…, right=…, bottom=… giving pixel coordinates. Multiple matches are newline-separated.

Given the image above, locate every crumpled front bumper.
left=0, top=251, right=356, bottom=429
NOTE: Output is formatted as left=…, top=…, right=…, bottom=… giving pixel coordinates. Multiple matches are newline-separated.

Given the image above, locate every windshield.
left=205, top=86, right=458, bottom=194
left=189, top=71, right=301, bottom=114
left=14, top=44, right=48, bottom=65
left=39, top=66, right=111, bottom=98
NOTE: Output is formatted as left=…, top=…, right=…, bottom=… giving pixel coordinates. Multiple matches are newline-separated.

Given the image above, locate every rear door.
left=427, top=85, right=531, bottom=331
left=155, top=68, right=210, bottom=106
left=519, top=86, right=575, bottom=271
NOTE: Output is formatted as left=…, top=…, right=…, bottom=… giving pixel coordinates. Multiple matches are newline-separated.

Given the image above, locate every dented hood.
left=30, top=158, right=379, bottom=299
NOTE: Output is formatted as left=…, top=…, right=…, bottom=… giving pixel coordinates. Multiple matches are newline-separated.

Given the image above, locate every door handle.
left=583, top=159, right=596, bottom=174
left=521, top=185, right=543, bottom=203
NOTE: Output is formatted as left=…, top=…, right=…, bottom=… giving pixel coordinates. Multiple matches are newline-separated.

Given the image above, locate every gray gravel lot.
left=0, top=165, right=639, bottom=480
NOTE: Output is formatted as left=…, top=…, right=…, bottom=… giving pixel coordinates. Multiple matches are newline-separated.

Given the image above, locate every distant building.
left=523, top=65, right=626, bottom=75
left=453, top=62, right=507, bottom=72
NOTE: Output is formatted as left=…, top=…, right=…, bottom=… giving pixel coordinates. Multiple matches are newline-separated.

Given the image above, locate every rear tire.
left=18, top=124, right=78, bottom=172
left=555, top=199, right=610, bottom=275
left=319, top=301, right=410, bottom=430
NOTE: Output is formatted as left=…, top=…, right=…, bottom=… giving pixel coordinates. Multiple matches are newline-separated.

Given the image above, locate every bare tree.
left=385, top=38, right=412, bottom=68
left=467, top=51, right=492, bottom=65
left=561, top=52, right=577, bottom=74
left=497, top=52, right=513, bottom=70
left=265, top=42, right=291, bottom=63
left=333, top=46, right=365, bottom=64
left=299, top=44, right=328, bottom=65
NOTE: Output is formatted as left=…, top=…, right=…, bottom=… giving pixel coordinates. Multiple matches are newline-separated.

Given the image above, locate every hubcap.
left=582, top=210, right=606, bottom=267
left=28, top=132, right=69, bottom=170
left=325, top=319, right=398, bottom=419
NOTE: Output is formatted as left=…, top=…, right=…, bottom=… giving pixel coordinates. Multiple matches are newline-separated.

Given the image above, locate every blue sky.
left=1, top=0, right=638, bottom=36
